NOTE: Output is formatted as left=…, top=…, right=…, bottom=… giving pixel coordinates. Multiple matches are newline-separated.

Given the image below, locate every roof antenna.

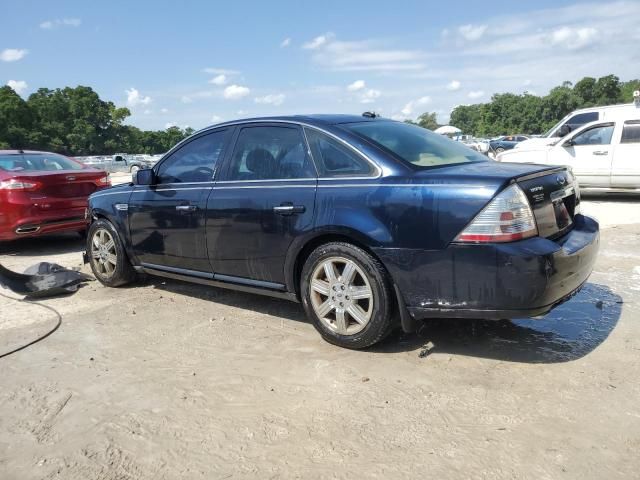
left=362, top=111, right=378, bottom=118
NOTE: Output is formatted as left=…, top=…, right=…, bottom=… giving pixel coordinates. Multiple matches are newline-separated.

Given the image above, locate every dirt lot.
left=1, top=197, right=639, bottom=479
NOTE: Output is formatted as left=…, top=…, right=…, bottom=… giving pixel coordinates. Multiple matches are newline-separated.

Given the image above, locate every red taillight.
left=97, top=175, right=111, bottom=186
left=0, top=179, right=42, bottom=191
left=455, top=184, right=538, bottom=243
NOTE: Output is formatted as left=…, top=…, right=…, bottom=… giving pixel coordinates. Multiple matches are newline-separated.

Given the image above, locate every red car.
left=0, top=150, right=111, bottom=241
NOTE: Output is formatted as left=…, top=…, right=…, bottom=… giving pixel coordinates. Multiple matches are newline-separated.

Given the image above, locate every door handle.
left=175, top=205, right=198, bottom=213
left=592, top=151, right=608, bottom=156
left=273, top=204, right=306, bottom=215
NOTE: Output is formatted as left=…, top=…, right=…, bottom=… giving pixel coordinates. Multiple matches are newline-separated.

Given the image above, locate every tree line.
left=446, top=75, right=640, bottom=137
left=0, top=85, right=193, bottom=155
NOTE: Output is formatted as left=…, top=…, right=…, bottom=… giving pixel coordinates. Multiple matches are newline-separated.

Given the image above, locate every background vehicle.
left=497, top=117, right=640, bottom=190
left=78, top=153, right=159, bottom=174
left=85, top=115, right=598, bottom=349
left=0, top=150, right=110, bottom=241
left=489, top=135, right=529, bottom=153
left=516, top=99, right=640, bottom=150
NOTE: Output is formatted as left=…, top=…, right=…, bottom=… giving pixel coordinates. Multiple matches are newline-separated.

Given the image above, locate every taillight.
left=455, top=184, right=537, bottom=243
left=98, top=175, right=111, bottom=186
left=0, top=179, right=42, bottom=191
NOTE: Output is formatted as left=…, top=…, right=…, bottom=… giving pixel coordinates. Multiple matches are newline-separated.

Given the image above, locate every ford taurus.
left=85, top=114, right=599, bottom=349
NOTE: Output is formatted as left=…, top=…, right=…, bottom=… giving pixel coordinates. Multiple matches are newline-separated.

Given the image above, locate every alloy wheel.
left=91, top=228, right=117, bottom=279
left=309, top=256, right=374, bottom=335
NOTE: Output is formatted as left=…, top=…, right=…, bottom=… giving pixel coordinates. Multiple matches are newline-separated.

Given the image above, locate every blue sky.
left=2, top=0, right=639, bottom=130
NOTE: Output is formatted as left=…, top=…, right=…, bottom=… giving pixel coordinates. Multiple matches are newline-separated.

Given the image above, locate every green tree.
left=414, top=112, right=440, bottom=130
left=0, top=85, right=33, bottom=149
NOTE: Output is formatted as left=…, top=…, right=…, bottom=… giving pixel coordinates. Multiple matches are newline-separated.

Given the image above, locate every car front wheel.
left=87, top=219, right=136, bottom=287
left=301, top=242, right=394, bottom=349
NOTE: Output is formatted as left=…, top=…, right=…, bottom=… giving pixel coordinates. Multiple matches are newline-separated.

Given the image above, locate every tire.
left=130, top=165, right=140, bottom=174
left=301, top=242, right=394, bottom=349
left=87, top=219, right=136, bottom=287
left=495, top=147, right=505, bottom=153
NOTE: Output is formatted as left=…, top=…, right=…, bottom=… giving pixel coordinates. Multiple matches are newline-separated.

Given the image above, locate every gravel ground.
left=0, top=198, right=639, bottom=479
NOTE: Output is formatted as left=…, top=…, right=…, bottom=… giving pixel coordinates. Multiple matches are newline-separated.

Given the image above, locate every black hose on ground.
left=0, top=292, right=62, bottom=359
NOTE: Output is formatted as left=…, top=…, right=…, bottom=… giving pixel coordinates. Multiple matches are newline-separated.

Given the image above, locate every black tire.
left=300, top=242, right=394, bottom=349
left=87, top=219, right=136, bottom=287
left=495, top=147, right=505, bottom=153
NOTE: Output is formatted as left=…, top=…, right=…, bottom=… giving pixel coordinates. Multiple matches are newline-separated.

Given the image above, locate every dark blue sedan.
left=85, top=114, right=599, bottom=349
left=489, top=135, right=529, bottom=153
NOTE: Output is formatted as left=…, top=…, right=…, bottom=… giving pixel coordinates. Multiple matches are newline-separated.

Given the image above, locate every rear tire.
left=301, top=242, right=394, bottom=349
left=495, top=147, right=505, bottom=153
left=87, top=219, right=136, bottom=287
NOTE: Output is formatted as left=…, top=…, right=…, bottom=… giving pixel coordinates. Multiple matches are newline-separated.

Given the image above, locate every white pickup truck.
left=77, top=154, right=162, bottom=174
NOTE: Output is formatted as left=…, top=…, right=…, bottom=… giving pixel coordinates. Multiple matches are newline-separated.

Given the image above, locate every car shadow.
left=374, top=283, right=622, bottom=364
left=0, top=233, right=84, bottom=258
left=148, top=278, right=621, bottom=364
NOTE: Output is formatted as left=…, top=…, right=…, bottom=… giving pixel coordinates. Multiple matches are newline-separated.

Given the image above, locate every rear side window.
left=305, top=128, right=375, bottom=177
left=156, top=129, right=228, bottom=184
left=621, top=120, right=640, bottom=144
left=0, top=153, right=83, bottom=172
left=567, top=112, right=599, bottom=126
left=227, top=126, right=315, bottom=181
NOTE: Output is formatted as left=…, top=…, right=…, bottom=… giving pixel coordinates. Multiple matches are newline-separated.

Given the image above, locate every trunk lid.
left=13, top=169, right=108, bottom=199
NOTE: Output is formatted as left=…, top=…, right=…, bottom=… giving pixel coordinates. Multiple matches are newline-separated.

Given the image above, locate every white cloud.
left=254, top=93, right=285, bottom=106
left=305, top=35, right=424, bottom=72
left=401, top=96, right=432, bottom=116
left=165, top=122, right=177, bottom=129
left=125, top=87, right=152, bottom=106
left=458, top=24, right=487, bottom=41
left=359, top=89, right=381, bottom=104
left=280, top=38, right=291, bottom=48
left=211, top=115, right=222, bottom=123
left=160, top=108, right=169, bottom=113
left=347, top=80, right=366, bottom=91
left=210, top=74, right=227, bottom=85
left=468, top=90, right=485, bottom=99
left=181, top=95, right=193, bottom=104
left=303, top=33, right=332, bottom=50
left=143, top=109, right=152, bottom=115
left=0, top=49, right=28, bottom=62
left=446, top=80, right=461, bottom=91
left=548, top=26, right=599, bottom=50
left=6, top=80, right=28, bottom=95
left=40, top=18, right=81, bottom=29
left=223, top=84, right=250, bottom=100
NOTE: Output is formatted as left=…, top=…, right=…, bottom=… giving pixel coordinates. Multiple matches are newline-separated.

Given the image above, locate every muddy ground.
left=1, top=197, right=639, bottom=479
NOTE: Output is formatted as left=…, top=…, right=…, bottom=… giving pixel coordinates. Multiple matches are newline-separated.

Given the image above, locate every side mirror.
left=564, top=139, right=575, bottom=147
left=558, top=124, right=572, bottom=137
left=134, top=168, right=155, bottom=185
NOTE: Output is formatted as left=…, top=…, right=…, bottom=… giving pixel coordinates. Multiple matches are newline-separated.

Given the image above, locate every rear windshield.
left=0, top=153, right=83, bottom=172
left=343, top=121, right=487, bottom=169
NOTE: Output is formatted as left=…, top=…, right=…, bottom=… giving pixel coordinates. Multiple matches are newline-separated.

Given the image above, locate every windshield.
left=0, top=153, right=83, bottom=172
left=343, top=121, right=488, bottom=169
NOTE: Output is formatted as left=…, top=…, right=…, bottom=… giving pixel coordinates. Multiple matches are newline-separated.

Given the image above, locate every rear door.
left=611, top=120, right=640, bottom=188
left=128, top=129, right=231, bottom=272
left=549, top=122, right=615, bottom=187
left=206, top=123, right=317, bottom=286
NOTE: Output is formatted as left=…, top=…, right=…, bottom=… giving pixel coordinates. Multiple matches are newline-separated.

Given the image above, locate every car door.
left=611, top=120, right=640, bottom=188
left=128, top=128, right=231, bottom=272
left=549, top=122, right=615, bottom=187
left=206, top=123, right=317, bottom=286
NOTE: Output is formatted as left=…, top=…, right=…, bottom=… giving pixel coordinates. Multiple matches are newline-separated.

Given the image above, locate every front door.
left=128, top=129, right=231, bottom=272
left=549, top=122, right=615, bottom=188
left=206, top=124, right=317, bottom=286
left=611, top=120, right=640, bottom=188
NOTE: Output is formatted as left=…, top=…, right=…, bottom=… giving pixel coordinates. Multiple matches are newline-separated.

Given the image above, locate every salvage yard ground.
left=1, top=197, right=639, bottom=479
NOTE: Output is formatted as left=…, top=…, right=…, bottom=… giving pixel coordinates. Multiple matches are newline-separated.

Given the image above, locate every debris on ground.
left=419, top=341, right=435, bottom=358
left=0, top=262, right=93, bottom=298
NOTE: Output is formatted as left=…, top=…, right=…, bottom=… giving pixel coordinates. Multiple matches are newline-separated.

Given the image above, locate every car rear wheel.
left=130, top=165, right=140, bottom=174
left=301, top=242, right=394, bottom=349
left=495, top=147, right=505, bottom=153
left=87, top=219, right=136, bottom=287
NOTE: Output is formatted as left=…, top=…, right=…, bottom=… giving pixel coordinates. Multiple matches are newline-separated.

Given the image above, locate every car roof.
left=205, top=114, right=387, bottom=131
left=0, top=150, right=61, bottom=155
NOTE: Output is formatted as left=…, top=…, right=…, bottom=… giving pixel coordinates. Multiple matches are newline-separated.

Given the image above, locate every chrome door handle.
left=273, top=204, right=306, bottom=215
left=592, top=151, right=608, bottom=156
left=176, top=205, right=197, bottom=212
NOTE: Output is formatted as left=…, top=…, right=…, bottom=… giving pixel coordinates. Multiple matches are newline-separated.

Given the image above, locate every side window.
left=305, top=128, right=375, bottom=177
left=621, top=120, right=640, bottom=144
left=227, top=126, right=315, bottom=181
left=571, top=124, right=614, bottom=146
left=156, top=130, right=228, bottom=184
left=568, top=112, right=599, bottom=127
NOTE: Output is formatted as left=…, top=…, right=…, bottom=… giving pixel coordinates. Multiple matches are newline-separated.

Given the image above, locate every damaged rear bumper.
left=375, top=214, right=599, bottom=321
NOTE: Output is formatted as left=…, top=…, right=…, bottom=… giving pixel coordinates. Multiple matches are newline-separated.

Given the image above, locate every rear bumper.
left=375, top=214, right=600, bottom=320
